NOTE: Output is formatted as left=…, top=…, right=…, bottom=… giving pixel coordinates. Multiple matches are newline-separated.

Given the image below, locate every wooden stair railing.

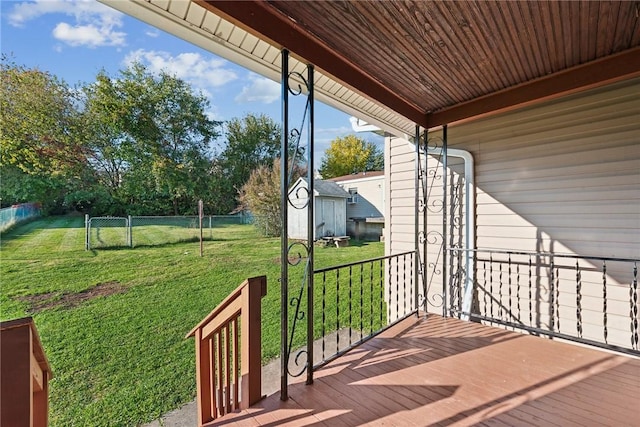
left=186, top=276, right=267, bottom=425
left=1, top=317, right=53, bottom=427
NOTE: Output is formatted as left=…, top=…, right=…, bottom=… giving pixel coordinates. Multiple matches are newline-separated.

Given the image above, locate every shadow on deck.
left=210, top=314, right=639, bottom=426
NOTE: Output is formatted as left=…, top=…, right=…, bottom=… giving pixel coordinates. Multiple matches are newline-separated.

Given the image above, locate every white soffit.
left=99, top=0, right=415, bottom=137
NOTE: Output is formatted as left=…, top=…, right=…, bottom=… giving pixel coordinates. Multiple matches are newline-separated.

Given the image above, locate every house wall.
left=335, top=176, right=385, bottom=219
left=386, top=77, right=640, bottom=345
left=335, top=175, right=385, bottom=239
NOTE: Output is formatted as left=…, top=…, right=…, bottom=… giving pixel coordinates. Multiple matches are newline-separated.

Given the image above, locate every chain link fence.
left=0, top=203, right=42, bottom=232
left=85, top=217, right=129, bottom=249
left=85, top=214, right=251, bottom=250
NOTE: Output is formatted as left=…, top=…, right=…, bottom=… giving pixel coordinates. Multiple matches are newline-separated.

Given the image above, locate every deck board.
left=208, top=315, right=640, bottom=426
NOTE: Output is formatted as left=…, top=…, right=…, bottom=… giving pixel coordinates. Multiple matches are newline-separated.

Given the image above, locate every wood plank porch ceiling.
left=201, top=0, right=640, bottom=129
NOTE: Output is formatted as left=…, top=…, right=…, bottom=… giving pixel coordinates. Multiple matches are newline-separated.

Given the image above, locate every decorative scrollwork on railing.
left=427, top=292, right=445, bottom=308
left=289, top=127, right=301, bottom=143
left=423, top=231, right=444, bottom=309
left=427, top=198, right=443, bottom=214
left=288, top=274, right=309, bottom=378
left=286, top=241, right=310, bottom=377
left=287, top=71, right=308, bottom=96
left=426, top=136, right=444, bottom=152
left=417, top=199, right=426, bottom=214
left=447, top=244, right=465, bottom=316
left=576, top=260, right=583, bottom=338
left=289, top=186, right=310, bottom=210
left=452, top=215, right=463, bottom=230
left=417, top=292, right=427, bottom=311
left=417, top=132, right=446, bottom=313
left=631, top=262, right=638, bottom=350
left=285, top=69, right=311, bottom=188
left=287, top=241, right=309, bottom=266
left=425, top=230, right=443, bottom=245
left=427, top=262, right=442, bottom=276
left=449, top=178, right=464, bottom=237
left=450, top=265, right=466, bottom=315
left=287, top=348, right=308, bottom=378
left=602, top=261, right=608, bottom=343
left=427, top=168, right=442, bottom=181
left=282, top=59, right=314, bottom=384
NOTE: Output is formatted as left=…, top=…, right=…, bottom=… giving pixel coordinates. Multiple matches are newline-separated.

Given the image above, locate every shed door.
left=321, top=199, right=335, bottom=237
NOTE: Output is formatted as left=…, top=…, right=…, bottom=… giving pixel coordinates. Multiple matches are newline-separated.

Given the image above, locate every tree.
left=239, top=158, right=305, bottom=237
left=212, top=113, right=282, bottom=214
left=318, top=135, right=383, bottom=179
left=81, top=63, right=222, bottom=215
left=0, top=56, right=86, bottom=211
left=0, top=165, right=68, bottom=212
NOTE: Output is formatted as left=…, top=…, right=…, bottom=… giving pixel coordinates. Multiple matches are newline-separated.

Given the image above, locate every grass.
left=0, top=215, right=384, bottom=426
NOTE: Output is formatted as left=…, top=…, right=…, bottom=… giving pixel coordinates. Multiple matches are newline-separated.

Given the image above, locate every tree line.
left=1, top=56, right=383, bottom=232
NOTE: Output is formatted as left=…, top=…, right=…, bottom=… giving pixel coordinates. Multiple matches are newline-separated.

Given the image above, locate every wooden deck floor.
left=210, top=314, right=639, bottom=426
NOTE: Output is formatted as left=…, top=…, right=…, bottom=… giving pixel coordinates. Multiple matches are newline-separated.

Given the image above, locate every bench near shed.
left=318, top=236, right=350, bottom=248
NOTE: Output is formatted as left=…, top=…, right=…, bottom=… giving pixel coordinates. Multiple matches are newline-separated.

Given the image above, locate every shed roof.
left=292, top=177, right=350, bottom=198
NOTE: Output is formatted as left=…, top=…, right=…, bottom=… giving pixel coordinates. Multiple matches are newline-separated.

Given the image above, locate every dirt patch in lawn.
left=17, top=281, right=126, bottom=313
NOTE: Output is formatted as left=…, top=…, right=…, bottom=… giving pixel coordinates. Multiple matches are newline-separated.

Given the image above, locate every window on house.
left=347, top=187, right=358, bottom=204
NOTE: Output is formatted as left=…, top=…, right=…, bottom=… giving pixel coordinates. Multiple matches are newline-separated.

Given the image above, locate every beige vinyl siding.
left=336, top=176, right=385, bottom=218
left=386, top=77, right=640, bottom=347
left=461, top=79, right=639, bottom=259
left=385, top=138, right=420, bottom=321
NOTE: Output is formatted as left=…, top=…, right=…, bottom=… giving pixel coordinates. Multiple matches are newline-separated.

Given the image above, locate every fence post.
left=198, top=200, right=203, bottom=257
left=128, top=216, right=133, bottom=247
left=241, top=276, right=266, bottom=406
left=85, top=214, right=89, bottom=250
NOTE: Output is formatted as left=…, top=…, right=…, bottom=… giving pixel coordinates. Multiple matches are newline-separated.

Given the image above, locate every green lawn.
left=0, top=216, right=383, bottom=426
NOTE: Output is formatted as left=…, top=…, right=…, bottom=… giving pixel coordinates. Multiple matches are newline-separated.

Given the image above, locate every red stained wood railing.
left=187, top=276, right=267, bottom=425
left=1, top=317, right=53, bottom=427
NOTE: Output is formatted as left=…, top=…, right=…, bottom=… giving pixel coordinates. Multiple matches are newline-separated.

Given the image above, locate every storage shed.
left=288, top=178, right=349, bottom=240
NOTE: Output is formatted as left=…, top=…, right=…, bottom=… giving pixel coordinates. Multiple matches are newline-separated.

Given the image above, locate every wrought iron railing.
left=448, top=248, right=639, bottom=356
left=311, top=251, right=417, bottom=368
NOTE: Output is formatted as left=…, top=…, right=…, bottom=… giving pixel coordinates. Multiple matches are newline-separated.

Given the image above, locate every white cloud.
left=235, top=75, right=280, bottom=104
left=145, top=30, right=160, bottom=38
left=9, top=0, right=113, bottom=26
left=53, top=22, right=125, bottom=48
left=123, top=49, right=238, bottom=90
left=8, top=0, right=126, bottom=48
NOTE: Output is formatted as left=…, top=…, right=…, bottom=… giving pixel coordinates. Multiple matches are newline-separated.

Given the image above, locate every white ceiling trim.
left=99, top=0, right=416, bottom=137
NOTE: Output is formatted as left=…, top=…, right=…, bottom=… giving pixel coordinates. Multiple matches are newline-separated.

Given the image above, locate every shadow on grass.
left=347, top=239, right=380, bottom=248
left=1, top=215, right=84, bottom=238
left=93, top=236, right=218, bottom=251
left=314, top=239, right=379, bottom=248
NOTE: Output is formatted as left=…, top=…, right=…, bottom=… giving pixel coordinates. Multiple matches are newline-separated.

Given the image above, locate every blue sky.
left=1, top=0, right=382, bottom=167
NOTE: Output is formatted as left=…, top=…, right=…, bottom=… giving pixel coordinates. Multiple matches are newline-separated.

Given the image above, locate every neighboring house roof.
left=290, top=177, right=350, bottom=198
left=327, top=171, right=384, bottom=183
